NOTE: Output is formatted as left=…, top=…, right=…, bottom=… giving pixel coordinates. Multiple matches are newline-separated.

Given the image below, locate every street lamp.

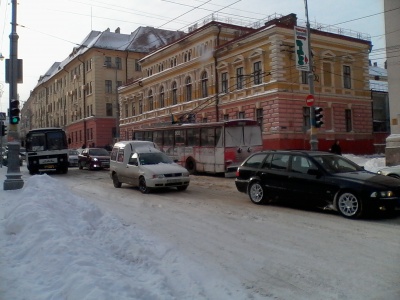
left=103, top=62, right=120, bottom=142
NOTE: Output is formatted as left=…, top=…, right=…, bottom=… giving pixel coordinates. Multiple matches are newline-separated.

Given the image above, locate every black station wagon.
left=235, top=150, right=400, bottom=219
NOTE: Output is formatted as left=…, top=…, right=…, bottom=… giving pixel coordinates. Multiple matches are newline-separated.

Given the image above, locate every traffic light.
left=10, top=99, right=20, bottom=124
left=314, top=107, right=324, bottom=128
left=1, top=123, right=7, bottom=136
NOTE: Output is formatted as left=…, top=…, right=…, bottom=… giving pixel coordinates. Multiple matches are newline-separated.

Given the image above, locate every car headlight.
left=93, top=157, right=98, bottom=161
left=370, top=191, right=394, bottom=198
left=183, top=172, right=189, bottom=177
left=152, top=174, right=165, bottom=179
left=377, top=170, right=382, bottom=175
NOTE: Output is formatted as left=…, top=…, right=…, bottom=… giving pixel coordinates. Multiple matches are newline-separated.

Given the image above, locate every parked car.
left=19, top=147, right=26, bottom=161
left=78, top=147, right=110, bottom=170
left=377, top=166, right=400, bottom=179
left=68, top=149, right=80, bottom=167
left=235, top=150, right=400, bottom=219
left=110, top=141, right=189, bottom=193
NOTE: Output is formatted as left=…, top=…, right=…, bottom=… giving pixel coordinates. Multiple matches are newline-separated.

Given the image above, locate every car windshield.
left=139, top=152, right=173, bottom=165
left=314, top=155, right=363, bottom=174
left=89, top=148, right=110, bottom=156
left=69, top=150, right=79, bottom=155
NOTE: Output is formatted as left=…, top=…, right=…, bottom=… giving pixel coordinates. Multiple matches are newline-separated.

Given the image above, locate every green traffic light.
left=10, top=116, right=20, bottom=124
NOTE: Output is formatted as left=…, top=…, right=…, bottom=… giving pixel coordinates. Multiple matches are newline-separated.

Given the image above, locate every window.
left=343, top=65, right=351, bottom=89
left=115, top=57, right=122, bottom=69
left=345, top=109, right=352, bottom=132
left=236, top=67, right=244, bottom=90
left=106, top=103, right=113, bottom=116
left=159, top=86, right=165, bottom=108
left=238, top=111, right=245, bottom=119
left=253, top=61, right=262, bottom=85
left=172, top=81, right=178, bottom=105
left=270, top=153, right=290, bottom=170
left=134, top=59, right=141, bottom=71
left=124, top=103, right=128, bottom=118
left=303, top=107, right=311, bottom=131
left=105, top=80, right=112, bottom=93
left=132, top=101, right=136, bottom=116
left=185, top=77, right=192, bottom=101
left=201, top=72, right=208, bottom=98
left=221, top=72, right=228, bottom=93
left=104, top=57, right=111, bottom=68
left=301, top=71, right=309, bottom=84
left=223, top=114, right=229, bottom=121
left=256, top=108, right=263, bottom=130
left=139, top=100, right=143, bottom=114
left=323, top=62, right=332, bottom=86
left=148, top=90, right=154, bottom=111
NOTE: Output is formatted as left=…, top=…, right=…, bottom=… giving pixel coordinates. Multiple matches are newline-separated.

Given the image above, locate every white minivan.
left=110, top=140, right=190, bottom=193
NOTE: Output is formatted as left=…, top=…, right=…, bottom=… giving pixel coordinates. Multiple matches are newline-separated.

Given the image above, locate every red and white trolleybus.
left=132, top=119, right=263, bottom=176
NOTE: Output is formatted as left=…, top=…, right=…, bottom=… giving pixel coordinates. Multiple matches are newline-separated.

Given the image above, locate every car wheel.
left=112, top=173, right=122, bottom=188
left=139, top=177, right=150, bottom=194
left=337, top=191, right=363, bottom=219
left=248, top=181, right=266, bottom=204
left=177, top=185, right=188, bottom=191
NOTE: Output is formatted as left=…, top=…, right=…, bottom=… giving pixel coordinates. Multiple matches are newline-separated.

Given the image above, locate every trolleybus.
left=133, top=119, right=263, bottom=176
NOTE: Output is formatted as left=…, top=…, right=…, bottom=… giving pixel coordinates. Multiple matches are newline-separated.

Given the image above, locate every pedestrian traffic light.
left=1, top=123, right=7, bottom=136
left=314, top=107, right=324, bottom=128
left=10, top=99, right=20, bottom=124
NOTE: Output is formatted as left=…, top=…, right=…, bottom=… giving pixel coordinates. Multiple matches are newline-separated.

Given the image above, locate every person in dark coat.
left=330, top=140, right=342, bottom=155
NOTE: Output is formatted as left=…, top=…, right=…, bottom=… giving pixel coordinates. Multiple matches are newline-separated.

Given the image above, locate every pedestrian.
left=330, top=140, right=342, bottom=155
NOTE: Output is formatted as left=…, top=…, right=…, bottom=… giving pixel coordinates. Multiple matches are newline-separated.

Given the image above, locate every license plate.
left=44, top=165, right=54, bottom=169
left=167, top=179, right=180, bottom=183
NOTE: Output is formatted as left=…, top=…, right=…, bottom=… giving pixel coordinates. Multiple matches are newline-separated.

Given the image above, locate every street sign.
left=306, top=94, right=314, bottom=107
left=294, top=26, right=310, bottom=71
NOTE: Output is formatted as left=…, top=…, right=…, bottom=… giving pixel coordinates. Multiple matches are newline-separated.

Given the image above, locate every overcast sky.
left=0, top=0, right=385, bottom=113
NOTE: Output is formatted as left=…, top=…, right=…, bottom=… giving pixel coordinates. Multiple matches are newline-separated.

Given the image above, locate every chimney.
left=369, top=60, right=371, bottom=66
left=115, top=27, right=120, bottom=34
left=384, top=60, right=387, bottom=69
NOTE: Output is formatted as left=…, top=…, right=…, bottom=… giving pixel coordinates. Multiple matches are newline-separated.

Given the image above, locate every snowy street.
left=1, top=156, right=400, bottom=299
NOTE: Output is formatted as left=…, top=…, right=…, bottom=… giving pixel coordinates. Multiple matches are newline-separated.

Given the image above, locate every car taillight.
left=236, top=169, right=240, bottom=177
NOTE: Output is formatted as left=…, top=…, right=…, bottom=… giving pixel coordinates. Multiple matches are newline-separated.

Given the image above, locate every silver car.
left=68, top=149, right=80, bottom=167
left=377, top=166, right=400, bottom=179
left=110, top=145, right=190, bottom=193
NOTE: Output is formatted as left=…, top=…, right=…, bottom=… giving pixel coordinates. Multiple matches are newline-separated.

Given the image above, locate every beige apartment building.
left=20, top=27, right=184, bottom=149
left=119, top=14, right=374, bottom=154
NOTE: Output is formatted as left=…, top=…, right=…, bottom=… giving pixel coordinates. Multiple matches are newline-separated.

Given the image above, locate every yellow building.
left=119, top=13, right=373, bottom=153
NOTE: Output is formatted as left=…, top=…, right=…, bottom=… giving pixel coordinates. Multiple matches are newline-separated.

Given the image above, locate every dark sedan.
left=235, top=150, right=400, bottom=219
left=78, top=148, right=110, bottom=170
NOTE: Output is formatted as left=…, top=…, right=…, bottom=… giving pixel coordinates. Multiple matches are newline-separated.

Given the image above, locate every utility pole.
left=4, top=0, right=24, bottom=190
left=304, top=0, right=318, bottom=151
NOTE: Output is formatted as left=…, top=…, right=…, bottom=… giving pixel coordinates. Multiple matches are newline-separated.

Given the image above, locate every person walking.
left=330, top=140, right=342, bottom=155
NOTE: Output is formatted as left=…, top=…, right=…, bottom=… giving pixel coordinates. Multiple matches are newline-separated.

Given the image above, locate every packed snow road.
left=60, top=168, right=399, bottom=299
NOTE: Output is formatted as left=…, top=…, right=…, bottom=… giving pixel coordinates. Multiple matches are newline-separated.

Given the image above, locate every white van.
left=110, top=140, right=190, bottom=193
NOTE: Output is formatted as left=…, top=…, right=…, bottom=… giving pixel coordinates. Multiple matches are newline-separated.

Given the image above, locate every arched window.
left=201, top=71, right=208, bottom=98
left=148, top=90, right=154, bottom=111
left=172, top=81, right=178, bottom=105
left=185, top=77, right=192, bottom=102
left=159, top=86, right=165, bottom=108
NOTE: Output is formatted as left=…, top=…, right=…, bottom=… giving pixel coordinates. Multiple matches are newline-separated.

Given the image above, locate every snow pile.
left=0, top=174, right=247, bottom=300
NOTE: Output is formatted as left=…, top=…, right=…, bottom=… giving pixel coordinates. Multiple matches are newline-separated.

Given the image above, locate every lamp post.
left=103, top=62, right=120, bottom=143
left=4, top=0, right=23, bottom=190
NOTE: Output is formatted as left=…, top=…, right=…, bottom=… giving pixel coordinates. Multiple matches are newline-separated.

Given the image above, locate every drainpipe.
left=213, top=25, right=222, bottom=122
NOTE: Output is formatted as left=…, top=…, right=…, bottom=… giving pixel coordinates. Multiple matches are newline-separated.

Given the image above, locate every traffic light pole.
left=4, top=0, right=23, bottom=190
left=305, top=0, right=318, bottom=151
